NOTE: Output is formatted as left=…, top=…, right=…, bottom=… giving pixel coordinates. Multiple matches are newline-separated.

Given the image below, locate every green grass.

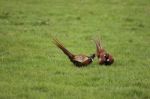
left=0, top=0, right=150, bottom=99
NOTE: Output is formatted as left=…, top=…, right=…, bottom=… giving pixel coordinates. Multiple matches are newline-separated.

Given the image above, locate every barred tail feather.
left=53, top=38, right=74, bottom=59
left=97, top=37, right=102, bottom=49
left=93, top=39, right=99, bottom=54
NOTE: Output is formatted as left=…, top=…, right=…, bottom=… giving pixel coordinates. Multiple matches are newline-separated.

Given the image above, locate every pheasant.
left=52, top=37, right=95, bottom=67
left=94, top=38, right=114, bottom=65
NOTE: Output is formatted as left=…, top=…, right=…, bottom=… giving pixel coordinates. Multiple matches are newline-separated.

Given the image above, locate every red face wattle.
left=104, top=54, right=114, bottom=65
left=98, top=52, right=114, bottom=65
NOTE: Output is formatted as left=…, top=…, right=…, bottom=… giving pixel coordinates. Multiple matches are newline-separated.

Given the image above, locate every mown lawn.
left=0, top=0, right=150, bottom=99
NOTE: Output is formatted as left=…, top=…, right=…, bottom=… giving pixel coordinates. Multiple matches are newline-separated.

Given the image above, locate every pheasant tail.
left=53, top=38, right=74, bottom=59
left=94, top=39, right=101, bottom=54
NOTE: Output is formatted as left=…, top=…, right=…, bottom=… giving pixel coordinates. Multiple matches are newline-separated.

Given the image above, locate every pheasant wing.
left=73, top=55, right=89, bottom=63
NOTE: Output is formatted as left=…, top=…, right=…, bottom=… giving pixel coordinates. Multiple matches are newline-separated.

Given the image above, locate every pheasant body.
left=71, top=54, right=95, bottom=67
left=94, top=39, right=114, bottom=65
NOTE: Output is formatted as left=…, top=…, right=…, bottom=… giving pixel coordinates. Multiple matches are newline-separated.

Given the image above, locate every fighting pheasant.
left=52, top=37, right=95, bottom=67
left=94, top=38, right=114, bottom=65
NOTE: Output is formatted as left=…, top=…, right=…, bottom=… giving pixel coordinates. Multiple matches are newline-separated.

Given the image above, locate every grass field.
left=0, top=0, right=150, bottom=99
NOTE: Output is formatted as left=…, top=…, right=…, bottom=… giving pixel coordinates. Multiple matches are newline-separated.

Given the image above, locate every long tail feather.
left=52, top=37, right=74, bottom=59
left=93, top=39, right=100, bottom=54
left=97, top=37, right=102, bottom=49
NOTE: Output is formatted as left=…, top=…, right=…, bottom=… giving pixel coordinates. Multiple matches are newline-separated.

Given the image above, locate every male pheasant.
left=53, top=37, right=95, bottom=67
left=94, top=38, right=114, bottom=65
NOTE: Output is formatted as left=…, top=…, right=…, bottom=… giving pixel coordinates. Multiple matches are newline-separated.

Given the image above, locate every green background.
left=0, top=0, right=150, bottom=98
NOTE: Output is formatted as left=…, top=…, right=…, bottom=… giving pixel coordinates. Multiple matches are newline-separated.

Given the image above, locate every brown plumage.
left=52, top=37, right=95, bottom=67
left=94, top=38, right=114, bottom=65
